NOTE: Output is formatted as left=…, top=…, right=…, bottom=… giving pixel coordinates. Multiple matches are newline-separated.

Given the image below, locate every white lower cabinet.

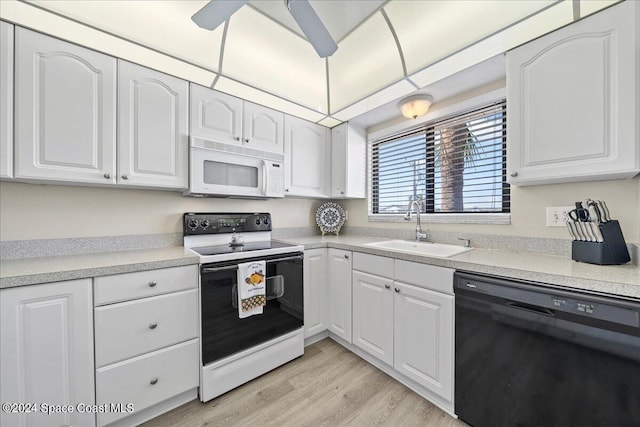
left=352, top=270, right=393, bottom=365
left=93, top=266, right=199, bottom=426
left=394, top=281, right=453, bottom=402
left=352, top=252, right=455, bottom=409
left=303, top=248, right=328, bottom=339
left=327, top=248, right=353, bottom=343
left=0, top=279, right=96, bottom=427
left=96, top=339, right=198, bottom=426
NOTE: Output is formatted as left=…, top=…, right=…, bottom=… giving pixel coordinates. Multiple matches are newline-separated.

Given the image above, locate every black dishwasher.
left=454, top=271, right=640, bottom=427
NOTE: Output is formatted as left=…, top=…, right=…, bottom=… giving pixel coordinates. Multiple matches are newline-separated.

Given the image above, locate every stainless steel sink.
left=363, top=240, right=472, bottom=258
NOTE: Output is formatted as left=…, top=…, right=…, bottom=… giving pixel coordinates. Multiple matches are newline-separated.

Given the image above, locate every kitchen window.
left=369, top=99, right=510, bottom=224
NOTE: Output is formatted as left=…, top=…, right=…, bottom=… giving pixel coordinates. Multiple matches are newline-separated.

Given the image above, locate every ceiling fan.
left=192, top=0, right=338, bottom=58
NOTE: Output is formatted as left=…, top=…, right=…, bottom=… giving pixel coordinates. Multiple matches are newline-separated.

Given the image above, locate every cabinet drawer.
left=96, top=339, right=198, bottom=426
left=394, top=260, right=454, bottom=294
left=94, top=265, right=197, bottom=305
left=95, top=289, right=198, bottom=367
left=353, top=252, right=394, bottom=279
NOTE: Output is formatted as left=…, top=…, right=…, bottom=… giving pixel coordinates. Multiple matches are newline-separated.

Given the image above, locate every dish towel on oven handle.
left=237, top=260, right=266, bottom=318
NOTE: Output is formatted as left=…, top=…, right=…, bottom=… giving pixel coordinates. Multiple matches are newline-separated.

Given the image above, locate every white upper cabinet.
left=331, top=122, right=366, bottom=198
left=1, top=22, right=13, bottom=179
left=14, top=27, right=117, bottom=184
left=190, top=84, right=243, bottom=145
left=284, top=115, right=330, bottom=197
left=190, top=84, right=284, bottom=154
left=507, top=1, right=639, bottom=185
left=243, top=101, right=284, bottom=154
left=118, top=61, right=189, bottom=189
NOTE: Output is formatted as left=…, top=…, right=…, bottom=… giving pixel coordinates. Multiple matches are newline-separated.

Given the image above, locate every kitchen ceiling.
left=0, top=0, right=616, bottom=128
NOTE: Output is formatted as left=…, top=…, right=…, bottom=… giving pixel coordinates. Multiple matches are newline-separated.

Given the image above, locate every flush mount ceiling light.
left=398, top=95, right=434, bottom=119
left=192, top=0, right=338, bottom=58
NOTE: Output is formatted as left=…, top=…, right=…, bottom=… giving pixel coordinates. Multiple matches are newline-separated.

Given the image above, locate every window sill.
left=368, top=213, right=511, bottom=225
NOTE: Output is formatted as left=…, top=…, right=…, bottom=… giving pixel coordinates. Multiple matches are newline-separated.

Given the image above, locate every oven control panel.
left=184, top=213, right=272, bottom=235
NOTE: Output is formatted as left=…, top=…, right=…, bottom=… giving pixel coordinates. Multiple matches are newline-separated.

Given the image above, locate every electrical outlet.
left=546, top=206, right=574, bottom=227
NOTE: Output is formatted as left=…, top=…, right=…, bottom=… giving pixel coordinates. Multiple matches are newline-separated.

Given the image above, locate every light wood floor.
left=143, top=338, right=468, bottom=427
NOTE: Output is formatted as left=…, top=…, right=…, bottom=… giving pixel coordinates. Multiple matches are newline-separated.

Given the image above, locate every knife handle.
left=591, top=223, right=605, bottom=243
left=587, top=203, right=602, bottom=225
left=598, top=200, right=611, bottom=222
left=565, top=220, right=577, bottom=240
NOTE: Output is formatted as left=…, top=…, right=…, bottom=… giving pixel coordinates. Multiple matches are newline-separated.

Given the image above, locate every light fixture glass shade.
left=399, top=95, right=433, bottom=119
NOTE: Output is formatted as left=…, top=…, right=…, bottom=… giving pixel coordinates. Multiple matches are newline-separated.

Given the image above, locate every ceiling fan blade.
left=192, top=0, right=249, bottom=31
left=287, top=0, right=338, bottom=58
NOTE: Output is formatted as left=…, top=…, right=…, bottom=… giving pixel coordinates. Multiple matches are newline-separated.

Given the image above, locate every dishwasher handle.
left=506, top=301, right=555, bottom=317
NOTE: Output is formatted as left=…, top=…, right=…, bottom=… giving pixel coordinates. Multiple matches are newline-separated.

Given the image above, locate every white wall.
left=342, top=176, right=640, bottom=244
left=2, top=176, right=637, bottom=244
left=0, top=182, right=320, bottom=241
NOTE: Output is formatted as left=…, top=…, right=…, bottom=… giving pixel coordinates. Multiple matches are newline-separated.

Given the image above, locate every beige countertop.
left=0, top=246, right=199, bottom=288
left=278, top=235, right=640, bottom=300
left=1, top=235, right=638, bottom=299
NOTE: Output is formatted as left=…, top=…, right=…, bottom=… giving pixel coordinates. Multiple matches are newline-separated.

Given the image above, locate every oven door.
left=200, top=252, right=304, bottom=365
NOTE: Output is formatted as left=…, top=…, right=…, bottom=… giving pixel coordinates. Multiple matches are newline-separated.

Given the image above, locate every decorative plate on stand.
left=315, top=202, right=346, bottom=235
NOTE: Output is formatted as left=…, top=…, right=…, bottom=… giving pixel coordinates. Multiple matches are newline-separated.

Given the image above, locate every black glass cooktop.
left=191, top=240, right=298, bottom=256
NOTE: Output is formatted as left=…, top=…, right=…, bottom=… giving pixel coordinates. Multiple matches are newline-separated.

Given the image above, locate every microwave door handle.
left=262, top=160, right=268, bottom=196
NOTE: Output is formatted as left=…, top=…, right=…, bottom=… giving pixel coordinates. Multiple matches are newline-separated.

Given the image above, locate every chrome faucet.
left=404, top=200, right=429, bottom=241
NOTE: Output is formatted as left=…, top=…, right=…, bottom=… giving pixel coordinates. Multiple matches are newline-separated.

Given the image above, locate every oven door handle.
left=202, top=265, right=238, bottom=273
left=202, top=254, right=303, bottom=273
left=266, top=254, right=304, bottom=263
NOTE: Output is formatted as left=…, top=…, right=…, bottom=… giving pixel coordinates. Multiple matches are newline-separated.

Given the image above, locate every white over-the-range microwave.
left=185, top=137, right=285, bottom=198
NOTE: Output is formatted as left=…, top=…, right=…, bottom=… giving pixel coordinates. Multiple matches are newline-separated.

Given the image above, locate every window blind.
left=371, top=100, right=509, bottom=215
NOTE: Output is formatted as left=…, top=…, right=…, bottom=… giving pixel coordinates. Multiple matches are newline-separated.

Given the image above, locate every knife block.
left=571, top=220, right=630, bottom=265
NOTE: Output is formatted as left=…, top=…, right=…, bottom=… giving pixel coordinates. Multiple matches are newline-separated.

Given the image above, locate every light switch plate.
left=546, top=206, right=574, bottom=227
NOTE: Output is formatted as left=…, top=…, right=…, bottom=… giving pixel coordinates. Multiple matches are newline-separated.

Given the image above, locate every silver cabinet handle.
left=234, top=136, right=240, bottom=141
left=121, top=174, right=129, bottom=180
left=344, top=254, right=349, bottom=259
left=150, top=378, right=158, bottom=385
left=384, top=284, right=390, bottom=289
left=148, top=281, right=157, bottom=288
left=103, top=173, right=111, bottom=179
left=149, top=322, right=158, bottom=330
left=394, top=287, right=400, bottom=293
left=510, top=172, right=518, bottom=177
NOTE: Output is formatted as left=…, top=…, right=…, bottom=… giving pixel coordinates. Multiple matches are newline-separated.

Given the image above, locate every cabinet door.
left=243, top=101, right=284, bottom=154
left=507, top=1, right=638, bottom=185
left=327, top=248, right=352, bottom=343
left=118, top=61, right=188, bottom=189
left=303, top=248, right=328, bottom=339
left=190, top=84, right=243, bottom=146
left=284, top=115, right=330, bottom=197
left=352, top=270, right=394, bottom=366
left=394, top=282, right=453, bottom=403
left=1, top=279, right=96, bottom=427
left=331, top=123, right=366, bottom=198
left=14, top=28, right=117, bottom=184
left=0, top=22, right=13, bottom=179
